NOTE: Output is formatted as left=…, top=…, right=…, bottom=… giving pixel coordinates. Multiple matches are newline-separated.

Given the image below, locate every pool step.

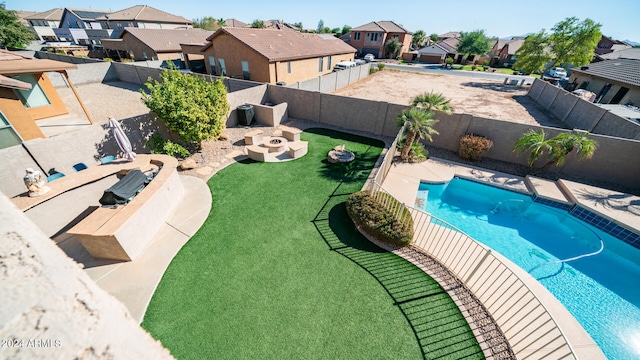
left=524, top=176, right=574, bottom=210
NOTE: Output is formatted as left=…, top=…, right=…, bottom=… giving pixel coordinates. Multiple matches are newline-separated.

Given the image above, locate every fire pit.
left=262, top=136, right=288, bottom=153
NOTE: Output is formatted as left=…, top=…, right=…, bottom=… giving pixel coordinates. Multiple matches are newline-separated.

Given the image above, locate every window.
left=354, top=32, right=360, bottom=40
left=0, top=111, right=22, bottom=150
left=287, top=61, right=291, bottom=73
left=218, top=58, right=227, bottom=76
left=241, top=61, right=250, bottom=80
left=318, top=57, right=324, bottom=72
left=12, top=75, right=50, bottom=109
left=371, top=33, right=379, bottom=41
left=208, top=56, right=217, bottom=75
left=393, top=34, right=399, bottom=39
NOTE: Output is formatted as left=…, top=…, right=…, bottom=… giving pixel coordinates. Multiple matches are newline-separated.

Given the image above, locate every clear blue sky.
left=8, top=0, right=640, bottom=42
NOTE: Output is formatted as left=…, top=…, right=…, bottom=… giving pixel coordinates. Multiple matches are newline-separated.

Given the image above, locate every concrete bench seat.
left=246, top=144, right=270, bottom=162
left=244, top=129, right=264, bottom=145
left=281, top=126, right=302, bottom=142
left=288, top=141, right=308, bottom=159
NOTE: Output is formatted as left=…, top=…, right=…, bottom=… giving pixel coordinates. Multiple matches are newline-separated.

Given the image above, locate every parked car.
left=332, top=61, right=357, bottom=72
left=548, top=67, right=567, bottom=78
left=364, top=54, right=375, bottom=62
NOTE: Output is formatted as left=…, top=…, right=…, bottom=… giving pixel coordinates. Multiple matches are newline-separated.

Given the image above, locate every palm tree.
left=513, top=129, right=553, bottom=168
left=513, top=129, right=598, bottom=172
left=412, top=30, right=427, bottom=49
left=385, top=38, right=402, bottom=59
left=411, top=91, right=454, bottom=114
left=396, top=107, right=440, bottom=161
left=217, top=18, right=227, bottom=27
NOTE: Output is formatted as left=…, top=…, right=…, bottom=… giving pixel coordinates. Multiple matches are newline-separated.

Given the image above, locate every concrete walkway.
left=55, top=175, right=211, bottom=323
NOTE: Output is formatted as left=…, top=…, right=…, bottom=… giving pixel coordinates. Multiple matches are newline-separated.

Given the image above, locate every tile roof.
left=207, top=27, right=356, bottom=62
left=25, top=8, right=63, bottom=21
left=224, top=19, right=248, bottom=28
left=571, top=58, right=640, bottom=87
left=600, top=48, right=640, bottom=61
left=438, top=32, right=460, bottom=39
left=120, top=28, right=213, bottom=52
left=351, top=21, right=411, bottom=34
left=65, top=8, right=111, bottom=21
left=505, top=39, right=525, bottom=54
left=97, top=5, right=191, bottom=24
left=441, top=38, right=459, bottom=51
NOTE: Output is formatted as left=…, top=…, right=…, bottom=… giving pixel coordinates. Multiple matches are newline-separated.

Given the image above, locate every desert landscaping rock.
left=179, top=158, right=197, bottom=170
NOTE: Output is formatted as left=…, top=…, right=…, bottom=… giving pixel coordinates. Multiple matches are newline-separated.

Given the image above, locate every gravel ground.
left=333, top=70, right=562, bottom=127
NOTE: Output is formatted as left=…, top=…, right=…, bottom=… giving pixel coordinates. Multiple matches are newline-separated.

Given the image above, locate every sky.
left=9, top=0, right=640, bottom=43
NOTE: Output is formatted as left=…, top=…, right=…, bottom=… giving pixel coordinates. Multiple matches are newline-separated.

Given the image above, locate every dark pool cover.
left=99, top=169, right=147, bottom=206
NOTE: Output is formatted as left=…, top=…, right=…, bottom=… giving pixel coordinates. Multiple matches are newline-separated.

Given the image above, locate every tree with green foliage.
left=429, top=33, right=438, bottom=43
left=192, top=17, right=217, bottom=30
left=140, top=67, right=229, bottom=149
left=217, top=18, right=226, bottom=27
left=514, top=17, right=601, bottom=75
left=316, top=19, right=324, bottom=33
left=340, top=25, right=352, bottom=37
left=250, top=19, right=265, bottom=28
left=396, top=108, right=439, bottom=161
left=385, top=38, right=402, bottom=58
left=412, top=30, right=427, bottom=48
left=513, top=129, right=598, bottom=172
left=330, top=27, right=340, bottom=34
left=0, top=4, right=35, bottom=48
left=292, top=22, right=303, bottom=30
left=456, top=29, right=492, bottom=61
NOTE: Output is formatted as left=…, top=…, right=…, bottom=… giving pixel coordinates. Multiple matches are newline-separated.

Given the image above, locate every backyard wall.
left=47, top=62, right=119, bottom=87
left=267, top=84, right=640, bottom=193
left=289, top=64, right=371, bottom=93
left=0, top=194, right=173, bottom=359
left=528, top=79, right=640, bottom=140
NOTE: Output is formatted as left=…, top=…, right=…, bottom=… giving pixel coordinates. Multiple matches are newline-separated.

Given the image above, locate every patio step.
left=524, top=176, right=574, bottom=209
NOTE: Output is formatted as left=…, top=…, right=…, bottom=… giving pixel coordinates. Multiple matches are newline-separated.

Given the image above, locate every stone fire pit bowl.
left=327, top=145, right=355, bottom=163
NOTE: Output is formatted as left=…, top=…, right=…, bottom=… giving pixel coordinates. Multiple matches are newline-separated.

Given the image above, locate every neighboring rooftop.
left=111, top=28, right=212, bottom=52
left=0, top=49, right=76, bottom=74
left=351, top=21, right=411, bottom=34
left=205, top=27, right=356, bottom=62
left=599, top=47, right=640, bottom=61
left=96, top=5, right=191, bottom=24
left=571, top=58, right=640, bottom=87
left=24, top=8, right=63, bottom=21
left=62, top=8, right=111, bottom=21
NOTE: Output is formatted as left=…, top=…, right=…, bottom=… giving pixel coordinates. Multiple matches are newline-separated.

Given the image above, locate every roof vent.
left=581, top=66, right=589, bottom=70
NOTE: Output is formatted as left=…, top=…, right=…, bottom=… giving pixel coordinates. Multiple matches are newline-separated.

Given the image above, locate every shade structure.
left=108, top=117, right=136, bottom=162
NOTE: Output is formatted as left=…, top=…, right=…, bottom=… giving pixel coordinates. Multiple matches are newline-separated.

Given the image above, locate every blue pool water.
left=417, top=178, right=640, bottom=359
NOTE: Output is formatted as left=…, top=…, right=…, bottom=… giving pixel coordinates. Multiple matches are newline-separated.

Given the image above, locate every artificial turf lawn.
left=142, top=128, right=483, bottom=359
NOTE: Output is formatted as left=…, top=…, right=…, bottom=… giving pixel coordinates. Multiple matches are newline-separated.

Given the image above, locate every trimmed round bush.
left=346, top=190, right=414, bottom=246
left=458, top=134, right=493, bottom=161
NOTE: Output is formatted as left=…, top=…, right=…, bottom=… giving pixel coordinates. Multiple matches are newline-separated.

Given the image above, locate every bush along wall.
left=346, top=190, right=414, bottom=246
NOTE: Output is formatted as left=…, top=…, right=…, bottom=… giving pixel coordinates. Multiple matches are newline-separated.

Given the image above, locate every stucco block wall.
left=548, top=91, right=579, bottom=123
left=591, top=113, right=640, bottom=139
left=526, top=79, right=545, bottom=101
left=298, top=77, right=320, bottom=92
left=226, top=85, right=269, bottom=126
left=563, top=100, right=607, bottom=131
left=269, top=86, right=321, bottom=122
left=47, top=62, right=118, bottom=87
left=294, top=64, right=370, bottom=92
left=319, top=94, right=387, bottom=135
left=0, top=194, right=173, bottom=360
left=113, top=62, right=144, bottom=84
left=536, top=83, right=561, bottom=110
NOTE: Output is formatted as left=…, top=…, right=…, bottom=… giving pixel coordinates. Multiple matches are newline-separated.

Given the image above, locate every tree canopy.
left=429, top=33, right=438, bottom=43
left=514, top=17, right=602, bottom=74
left=141, top=67, right=229, bottom=148
left=385, top=38, right=402, bottom=58
left=456, top=30, right=492, bottom=59
left=250, top=20, right=265, bottom=28
left=0, top=4, right=35, bottom=48
left=412, top=30, right=427, bottom=48
left=192, top=17, right=225, bottom=31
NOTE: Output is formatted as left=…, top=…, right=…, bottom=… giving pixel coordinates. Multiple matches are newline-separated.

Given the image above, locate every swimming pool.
left=417, top=177, right=640, bottom=360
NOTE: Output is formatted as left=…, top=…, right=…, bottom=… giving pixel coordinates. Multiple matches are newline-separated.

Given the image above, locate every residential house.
left=498, top=39, right=525, bottom=67
left=349, top=21, right=412, bottom=59
left=101, top=28, right=212, bottom=62
left=0, top=50, right=90, bottom=149
left=95, top=5, right=192, bottom=39
left=24, top=8, right=63, bottom=42
left=595, top=35, right=632, bottom=56
left=53, top=8, right=112, bottom=47
left=489, top=37, right=524, bottom=65
left=417, top=40, right=458, bottom=64
left=224, top=19, right=248, bottom=28
left=568, top=58, right=640, bottom=106
left=598, top=48, right=640, bottom=61
left=437, top=32, right=460, bottom=42
left=201, top=27, right=356, bottom=83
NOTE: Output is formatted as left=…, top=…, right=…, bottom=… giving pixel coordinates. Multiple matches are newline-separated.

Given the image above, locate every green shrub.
left=145, top=132, right=190, bottom=159
left=141, top=65, right=229, bottom=149
left=471, top=65, right=477, bottom=71
left=369, top=67, right=378, bottom=74
left=346, top=190, right=414, bottom=246
left=377, top=62, right=385, bottom=71
left=458, top=133, right=493, bottom=161
left=397, top=137, right=429, bottom=162
left=104, top=57, right=113, bottom=62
